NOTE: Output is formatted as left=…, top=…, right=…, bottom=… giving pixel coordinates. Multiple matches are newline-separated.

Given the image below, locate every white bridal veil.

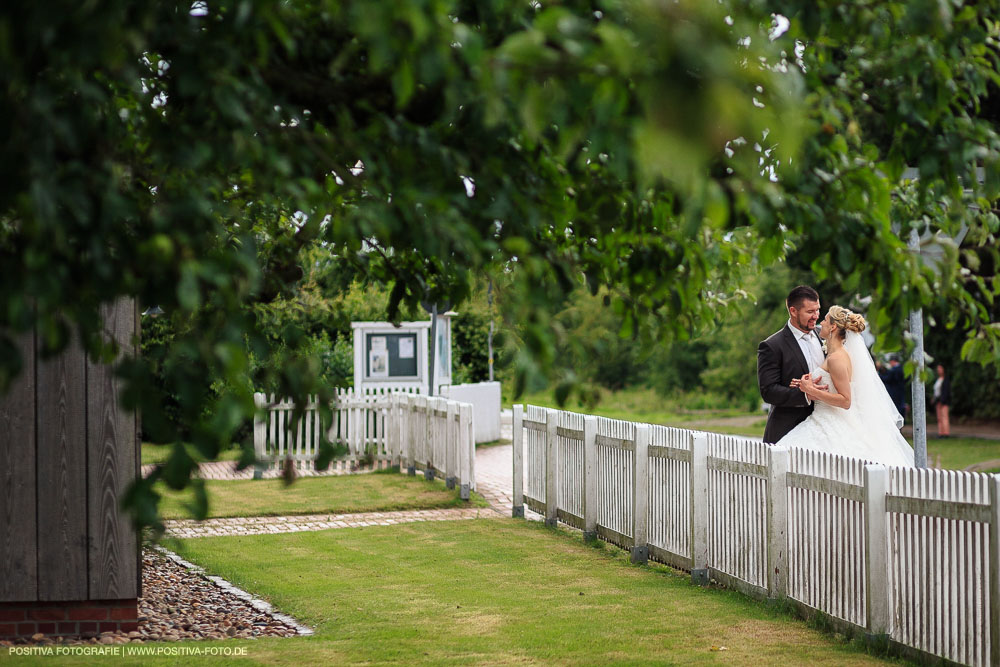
left=843, top=331, right=915, bottom=467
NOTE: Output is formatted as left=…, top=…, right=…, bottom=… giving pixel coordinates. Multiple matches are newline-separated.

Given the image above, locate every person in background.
left=882, top=354, right=906, bottom=421
left=932, top=363, right=951, bottom=438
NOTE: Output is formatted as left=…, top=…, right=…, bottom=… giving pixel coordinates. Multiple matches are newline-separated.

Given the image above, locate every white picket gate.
left=513, top=403, right=1000, bottom=667
left=252, top=390, right=475, bottom=496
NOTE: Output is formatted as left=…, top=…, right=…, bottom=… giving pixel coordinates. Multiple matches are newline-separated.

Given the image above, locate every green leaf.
left=392, top=59, right=415, bottom=109
left=163, top=443, right=197, bottom=491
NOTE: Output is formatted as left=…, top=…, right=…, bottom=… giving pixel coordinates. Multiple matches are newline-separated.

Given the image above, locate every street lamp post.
left=908, top=229, right=928, bottom=468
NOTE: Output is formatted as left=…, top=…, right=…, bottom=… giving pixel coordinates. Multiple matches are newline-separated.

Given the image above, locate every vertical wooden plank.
left=445, top=401, right=457, bottom=488
left=405, top=394, right=416, bottom=475
left=865, top=464, right=889, bottom=637
left=467, top=403, right=475, bottom=492
left=544, top=409, right=558, bottom=527
left=946, top=472, right=956, bottom=662
left=392, top=394, right=400, bottom=469
left=133, top=298, right=142, bottom=599
left=631, top=424, right=649, bottom=564
left=423, top=396, right=433, bottom=480
left=87, top=299, right=138, bottom=600
left=767, top=446, right=789, bottom=599
left=268, top=394, right=277, bottom=469
left=396, top=393, right=405, bottom=468
left=253, top=393, right=266, bottom=478
left=512, top=405, right=524, bottom=517
left=0, top=328, right=37, bottom=601
left=301, top=399, right=311, bottom=468
left=690, top=432, right=708, bottom=585
left=989, top=475, right=1000, bottom=667
left=37, top=334, right=88, bottom=600
left=458, top=403, right=472, bottom=500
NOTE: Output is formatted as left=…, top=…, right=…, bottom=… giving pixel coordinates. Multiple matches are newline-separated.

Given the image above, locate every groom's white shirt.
left=787, top=319, right=825, bottom=395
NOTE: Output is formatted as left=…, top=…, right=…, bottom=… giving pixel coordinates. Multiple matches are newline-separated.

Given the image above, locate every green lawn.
left=75, top=520, right=901, bottom=665
left=476, top=438, right=512, bottom=449
left=158, top=471, right=487, bottom=520
left=511, top=386, right=763, bottom=433
left=925, top=436, right=1000, bottom=471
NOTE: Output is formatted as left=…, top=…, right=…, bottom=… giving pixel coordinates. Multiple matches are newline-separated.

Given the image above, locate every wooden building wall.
left=0, top=300, right=140, bottom=603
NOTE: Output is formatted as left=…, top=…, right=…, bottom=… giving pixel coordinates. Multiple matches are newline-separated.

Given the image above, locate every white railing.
left=252, top=391, right=475, bottom=497
left=512, top=403, right=1000, bottom=667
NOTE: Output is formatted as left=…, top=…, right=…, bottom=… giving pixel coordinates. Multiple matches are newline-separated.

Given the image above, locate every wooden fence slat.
left=865, top=464, right=888, bottom=636
left=544, top=409, right=558, bottom=527
left=37, top=335, right=88, bottom=601
left=690, top=432, right=708, bottom=585
left=459, top=403, right=472, bottom=500
left=989, top=475, right=1000, bottom=667
left=631, top=424, right=649, bottom=564
left=87, top=299, right=138, bottom=600
left=0, top=328, right=38, bottom=602
left=767, top=446, right=788, bottom=599
left=583, top=415, right=597, bottom=540
left=512, top=405, right=523, bottom=517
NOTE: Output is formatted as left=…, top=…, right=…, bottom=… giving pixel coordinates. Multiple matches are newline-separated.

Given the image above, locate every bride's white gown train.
left=775, top=333, right=915, bottom=468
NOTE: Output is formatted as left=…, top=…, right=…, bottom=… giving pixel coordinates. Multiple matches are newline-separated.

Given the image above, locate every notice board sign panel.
left=365, top=332, right=419, bottom=379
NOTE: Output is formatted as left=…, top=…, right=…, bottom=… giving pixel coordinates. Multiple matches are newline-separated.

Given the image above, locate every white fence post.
left=393, top=393, right=403, bottom=469
left=445, top=400, right=458, bottom=489
left=864, top=464, right=889, bottom=639
left=582, top=415, right=597, bottom=541
left=990, top=475, right=1000, bottom=667
left=378, top=394, right=389, bottom=468
left=468, top=407, right=475, bottom=492
left=253, top=392, right=267, bottom=479
left=632, top=424, right=650, bottom=564
left=459, top=403, right=472, bottom=501
left=424, top=396, right=434, bottom=481
left=512, top=405, right=524, bottom=518
left=406, top=395, right=417, bottom=476
left=690, top=432, right=709, bottom=585
left=766, top=446, right=789, bottom=599
left=545, top=409, right=558, bottom=528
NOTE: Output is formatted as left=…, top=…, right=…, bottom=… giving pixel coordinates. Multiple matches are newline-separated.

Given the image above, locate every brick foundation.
left=0, top=600, right=138, bottom=639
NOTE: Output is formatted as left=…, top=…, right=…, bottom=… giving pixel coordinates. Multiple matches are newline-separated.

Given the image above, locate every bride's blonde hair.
left=828, top=305, right=866, bottom=339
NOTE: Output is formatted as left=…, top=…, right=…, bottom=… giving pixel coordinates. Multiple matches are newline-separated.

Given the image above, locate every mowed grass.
left=157, top=471, right=487, bottom=520
left=925, top=435, right=1000, bottom=471
left=83, top=520, right=903, bottom=666
left=511, top=386, right=763, bottom=434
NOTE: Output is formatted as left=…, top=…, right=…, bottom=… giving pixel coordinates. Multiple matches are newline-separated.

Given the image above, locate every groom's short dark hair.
left=786, top=285, right=820, bottom=310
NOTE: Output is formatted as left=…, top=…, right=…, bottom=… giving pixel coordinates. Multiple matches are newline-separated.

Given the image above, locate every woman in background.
left=932, top=364, right=951, bottom=438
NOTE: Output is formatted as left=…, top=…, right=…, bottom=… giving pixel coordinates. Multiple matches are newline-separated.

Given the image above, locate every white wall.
left=440, top=381, right=501, bottom=443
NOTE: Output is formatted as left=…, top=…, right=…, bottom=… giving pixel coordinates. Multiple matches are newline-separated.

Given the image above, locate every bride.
left=776, top=305, right=915, bottom=467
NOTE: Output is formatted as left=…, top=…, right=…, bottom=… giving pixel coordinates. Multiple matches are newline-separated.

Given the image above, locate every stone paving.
left=141, top=458, right=393, bottom=482
left=165, top=507, right=493, bottom=539
left=161, top=410, right=520, bottom=538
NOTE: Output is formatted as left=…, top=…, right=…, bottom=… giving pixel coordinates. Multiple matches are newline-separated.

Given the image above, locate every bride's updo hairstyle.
left=828, top=305, right=866, bottom=339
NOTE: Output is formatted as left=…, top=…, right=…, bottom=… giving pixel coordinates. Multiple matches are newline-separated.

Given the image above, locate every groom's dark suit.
left=757, top=325, right=822, bottom=444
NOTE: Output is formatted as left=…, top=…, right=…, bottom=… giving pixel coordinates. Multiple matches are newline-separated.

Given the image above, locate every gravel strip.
left=0, top=547, right=309, bottom=646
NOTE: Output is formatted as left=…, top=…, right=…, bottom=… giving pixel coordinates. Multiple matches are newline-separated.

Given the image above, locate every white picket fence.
left=512, top=404, right=1000, bottom=667
left=252, top=391, right=475, bottom=496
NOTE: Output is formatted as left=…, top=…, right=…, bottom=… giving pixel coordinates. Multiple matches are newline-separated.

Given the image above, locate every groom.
left=757, top=285, right=827, bottom=444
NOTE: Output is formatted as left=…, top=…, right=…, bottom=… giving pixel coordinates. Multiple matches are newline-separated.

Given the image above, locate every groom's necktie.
left=799, top=330, right=824, bottom=370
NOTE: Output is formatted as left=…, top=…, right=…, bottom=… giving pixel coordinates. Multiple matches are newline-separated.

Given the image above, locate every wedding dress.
left=776, top=331, right=915, bottom=467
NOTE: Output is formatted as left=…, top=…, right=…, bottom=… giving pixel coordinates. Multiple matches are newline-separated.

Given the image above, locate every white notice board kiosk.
left=351, top=314, right=454, bottom=395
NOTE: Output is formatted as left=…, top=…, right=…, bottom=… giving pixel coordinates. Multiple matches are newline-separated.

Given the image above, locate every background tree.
left=2, top=0, right=999, bottom=529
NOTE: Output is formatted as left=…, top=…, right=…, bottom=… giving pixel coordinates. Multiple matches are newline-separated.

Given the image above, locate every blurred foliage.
left=2, top=0, right=1000, bottom=530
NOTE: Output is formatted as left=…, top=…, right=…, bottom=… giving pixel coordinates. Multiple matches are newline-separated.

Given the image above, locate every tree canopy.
left=2, top=0, right=999, bottom=528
